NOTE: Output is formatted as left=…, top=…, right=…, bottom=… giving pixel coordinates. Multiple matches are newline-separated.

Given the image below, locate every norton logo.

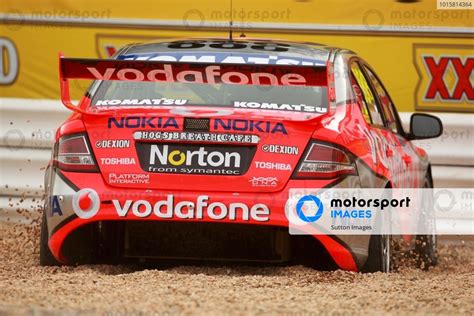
left=296, top=195, right=324, bottom=223
left=72, top=189, right=101, bottom=219
left=138, top=143, right=251, bottom=175
left=150, top=144, right=241, bottom=167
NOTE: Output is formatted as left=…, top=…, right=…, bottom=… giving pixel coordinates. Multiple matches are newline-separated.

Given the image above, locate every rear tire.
left=415, top=174, right=438, bottom=270
left=363, top=187, right=392, bottom=273
left=363, top=234, right=392, bottom=272
left=40, top=211, right=61, bottom=266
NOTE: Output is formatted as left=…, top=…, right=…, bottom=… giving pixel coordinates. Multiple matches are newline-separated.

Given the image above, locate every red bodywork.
left=44, top=46, right=429, bottom=271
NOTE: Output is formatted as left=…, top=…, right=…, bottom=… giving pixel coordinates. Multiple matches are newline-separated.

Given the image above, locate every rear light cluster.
left=54, top=134, right=98, bottom=172
left=293, top=142, right=356, bottom=179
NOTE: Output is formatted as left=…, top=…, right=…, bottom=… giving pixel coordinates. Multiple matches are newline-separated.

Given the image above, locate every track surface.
left=0, top=217, right=473, bottom=315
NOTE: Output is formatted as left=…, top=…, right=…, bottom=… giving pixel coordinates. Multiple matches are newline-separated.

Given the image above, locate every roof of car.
left=119, top=38, right=336, bottom=65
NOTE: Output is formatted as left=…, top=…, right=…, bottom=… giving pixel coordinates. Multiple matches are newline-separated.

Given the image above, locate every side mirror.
left=408, top=113, right=443, bottom=140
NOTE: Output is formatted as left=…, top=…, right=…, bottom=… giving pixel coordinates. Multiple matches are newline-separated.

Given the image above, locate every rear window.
left=90, top=78, right=328, bottom=114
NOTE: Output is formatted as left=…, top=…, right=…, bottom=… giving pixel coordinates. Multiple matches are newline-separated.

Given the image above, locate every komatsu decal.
left=95, top=98, right=188, bottom=106
left=119, top=52, right=325, bottom=66
left=234, top=101, right=328, bottom=114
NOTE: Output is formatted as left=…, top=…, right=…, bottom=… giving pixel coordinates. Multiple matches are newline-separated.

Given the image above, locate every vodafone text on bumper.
left=111, top=196, right=270, bottom=221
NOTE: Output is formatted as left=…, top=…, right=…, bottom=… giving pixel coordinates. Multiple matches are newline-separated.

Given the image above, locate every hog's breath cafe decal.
left=414, top=44, right=473, bottom=113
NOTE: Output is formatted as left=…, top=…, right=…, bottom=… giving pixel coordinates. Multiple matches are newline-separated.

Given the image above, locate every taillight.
left=54, top=134, right=98, bottom=172
left=293, top=142, right=356, bottom=179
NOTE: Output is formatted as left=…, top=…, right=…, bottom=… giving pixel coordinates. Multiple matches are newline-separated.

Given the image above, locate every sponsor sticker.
left=262, top=144, right=299, bottom=155
left=81, top=63, right=319, bottom=86
left=100, top=158, right=136, bottom=165
left=72, top=189, right=101, bottom=219
left=213, top=119, right=287, bottom=135
left=98, top=99, right=327, bottom=114
left=96, top=139, right=130, bottom=148
left=137, top=143, right=255, bottom=175
left=109, top=173, right=150, bottom=184
left=95, top=98, right=188, bottom=106
left=112, top=195, right=270, bottom=222
left=133, top=131, right=260, bottom=144
left=108, top=117, right=179, bottom=129
left=254, top=161, right=292, bottom=171
left=249, top=177, right=278, bottom=187
left=119, top=51, right=326, bottom=66
left=51, top=196, right=63, bottom=216
left=234, top=101, right=327, bottom=114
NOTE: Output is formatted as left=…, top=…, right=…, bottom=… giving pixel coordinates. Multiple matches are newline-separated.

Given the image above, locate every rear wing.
left=59, top=53, right=328, bottom=113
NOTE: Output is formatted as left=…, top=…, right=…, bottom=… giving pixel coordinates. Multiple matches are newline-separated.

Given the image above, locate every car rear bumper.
left=45, top=168, right=371, bottom=271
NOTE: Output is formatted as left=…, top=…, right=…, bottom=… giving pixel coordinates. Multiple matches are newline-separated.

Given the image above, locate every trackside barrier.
left=1, top=98, right=473, bottom=228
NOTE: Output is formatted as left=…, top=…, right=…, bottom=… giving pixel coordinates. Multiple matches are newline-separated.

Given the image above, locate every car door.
left=349, top=60, right=407, bottom=188
left=361, top=62, right=425, bottom=188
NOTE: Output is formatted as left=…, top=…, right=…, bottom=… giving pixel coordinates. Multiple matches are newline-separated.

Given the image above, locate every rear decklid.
left=59, top=52, right=330, bottom=193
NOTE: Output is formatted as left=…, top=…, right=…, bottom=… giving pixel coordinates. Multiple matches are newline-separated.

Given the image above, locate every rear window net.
left=184, top=118, right=210, bottom=132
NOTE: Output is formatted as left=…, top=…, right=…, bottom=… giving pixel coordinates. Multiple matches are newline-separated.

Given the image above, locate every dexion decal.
left=95, top=139, right=130, bottom=148
left=262, top=144, right=299, bottom=155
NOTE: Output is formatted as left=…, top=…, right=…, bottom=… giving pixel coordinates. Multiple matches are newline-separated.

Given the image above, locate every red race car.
left=41, top=39, right=442, bottom=272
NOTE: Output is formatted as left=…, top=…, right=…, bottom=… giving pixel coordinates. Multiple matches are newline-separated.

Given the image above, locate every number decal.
left=166, top=40, right=291, bottom=52
left=168, top=41, right=206, bottom=49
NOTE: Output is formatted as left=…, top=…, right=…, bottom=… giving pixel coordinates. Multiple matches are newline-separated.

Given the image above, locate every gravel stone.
left=0, top=214, right=472, bottom=315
